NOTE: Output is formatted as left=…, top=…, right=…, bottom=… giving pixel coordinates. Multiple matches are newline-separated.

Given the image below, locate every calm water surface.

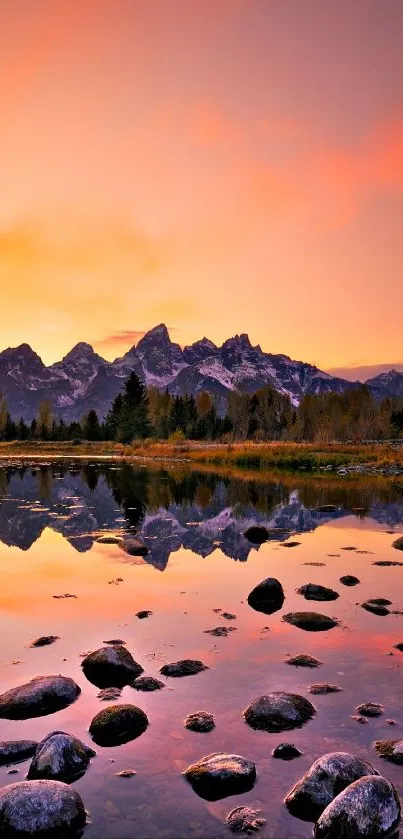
left=1, top=463, right=403, bottom=838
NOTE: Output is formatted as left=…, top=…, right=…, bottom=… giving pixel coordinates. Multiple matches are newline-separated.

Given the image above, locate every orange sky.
left=0, top=0, right=402, bottom=372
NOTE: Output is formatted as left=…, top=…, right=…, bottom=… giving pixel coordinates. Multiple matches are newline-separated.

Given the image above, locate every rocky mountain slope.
left=0, top=324, right=400, bottom=421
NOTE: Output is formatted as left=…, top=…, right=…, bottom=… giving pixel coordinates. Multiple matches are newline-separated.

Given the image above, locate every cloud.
left=94, top=330, right=149, bottom=350
left=327, top=362, right=403, bottom=382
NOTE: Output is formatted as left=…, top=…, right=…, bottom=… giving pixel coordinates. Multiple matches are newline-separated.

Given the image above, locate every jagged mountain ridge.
left=0, top=323, right=400, bottom=421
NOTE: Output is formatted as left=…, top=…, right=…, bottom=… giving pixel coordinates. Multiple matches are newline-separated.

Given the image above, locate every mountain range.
left=0, top=323, right=402, bottom=421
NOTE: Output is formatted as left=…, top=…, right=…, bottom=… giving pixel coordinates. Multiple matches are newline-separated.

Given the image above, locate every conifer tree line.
left=0, top=372, right=403, bottom=443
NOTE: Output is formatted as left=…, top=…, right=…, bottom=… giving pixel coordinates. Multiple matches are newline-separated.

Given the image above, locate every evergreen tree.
left=83, top=409, right=101, bottom=441
left=116, top=372, right=151, bottom=442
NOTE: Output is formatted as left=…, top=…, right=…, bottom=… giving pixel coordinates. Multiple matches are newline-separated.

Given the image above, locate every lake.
left=0, top=461, right=403, bottom=838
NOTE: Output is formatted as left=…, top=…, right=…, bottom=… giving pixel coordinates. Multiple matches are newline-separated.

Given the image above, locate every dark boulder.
left=183, top=752, right=256, bottom=801
left=247, top=578, right=285, bottom=615
left=185, top=712, right=215, bottom=732
left=0, top=779, right=86, bottom=836
left=285, top=752, right=379, bottom=821
left=0, top=676, right=80, bottom=720
left=81, top=645, right=143, bottom=688
left=340, top=575, right=360, bottom=586
left=297, top=583, right=339, bottom=602
left=27, top=732, right=95, bottom=782
left=314, top=775, right=400, bottom=839
left=160, top=659, right=208, bottom=678
left=89, top=704, right=149, bottom=747
left=0, top=740, right=38, bottom=767
left=244, top=692, right=315, bottom=732
left=283, top=612, right=339, bottom=631
left=272, top=743, right=302, bottom=760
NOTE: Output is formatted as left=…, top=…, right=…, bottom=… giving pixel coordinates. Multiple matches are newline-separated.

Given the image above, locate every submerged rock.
left=247, top=578, right=285, bottom=615
left=81, top=645, right=143, bottom=688
left=0, top=779, right=86, bottom=836
left=97, top=535, right=121, bottom=544
left=160, top=659, right=208, bottom=678
left=356, top=702, right=384, bottom=717
left=244, top=692, right=315, bottom=732
left=89, top=704, right=149, bottom=746
left=285, top=653, right=322, bottom=668
left=0, top=740, right=38, bottom=767
left=0, top=676, right=80, bottom=720
left=340, top=575, right=360, bottom=586
left=392, top=536, right=403, bottom=551
left=221, top=612, right=236, bottom=620
left=116, top=768, right=136, bottom=777
left=281, top=541, right=301, bottom=548
left=309, top=684, right=342, bottom=695
left=373, top=560, right=403, bottom=567
left=204, top=626, right=236, bottom=637
left=183, top=752, right=256, bottom=801
left=135, top=610, right=152, bottom=619
left=297, top=584, right=339, bottom=602
left=132, top=676, right=165, bottom=691
left=285, top=752, right=379, bottom=821
left=361, top=601, right=390, bottom=616
left=272, top=743, right=302, bottom=760
left=185, top=712, right=215, bottom=732
left=374, top=738, right=403, bottom=763
left=97, top=687, right=121, bottom=701
left=29, top=636, right=60, bottom=648
left=283, top=612, right=339, bottom=631
left=226, top=806, right=266, bottom=833
left=243, top=526, right=269, bottom=544
left=314, top=775, right=400, bottom=839
left=28, top=731, right=95, bottom=782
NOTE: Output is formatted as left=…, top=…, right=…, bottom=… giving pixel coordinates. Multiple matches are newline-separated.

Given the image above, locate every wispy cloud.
left=327, top=362, right=403, bottom=382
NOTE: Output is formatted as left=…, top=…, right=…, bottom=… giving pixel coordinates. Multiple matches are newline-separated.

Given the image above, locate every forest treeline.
left=1, top=372, right=403, bottom=444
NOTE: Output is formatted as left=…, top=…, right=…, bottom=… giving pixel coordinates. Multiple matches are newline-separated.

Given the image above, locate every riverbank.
left=0, top=439, right=402, bottom=476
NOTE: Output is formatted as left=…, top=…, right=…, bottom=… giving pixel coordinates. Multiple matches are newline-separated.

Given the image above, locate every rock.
left=282, top=612, right=339, bottom=631
left=103, top=639, right=126, bottom=645
left=0, top=779, right=86, bottom=836
left=185, top=712, right=215, bottom=732
left=81, top=645, right=143, bottom=688
left=297, top=584, right=339, bottom=602
left=204, top=626, right=236, bottom=637
left=247, top=578, right=285, bottom=615
left=183, top=752, right=256, bottom=801
left=351, top=715, right=368, bottom=724
left=0, top=676, right=80, bottom=720
left=374, top=739, right=403, bottom=763
left=342, top=546, right=356, bottom=551
left=317, top=505, right=338, bottom=513
left=272, top=743, right=302, bottom=760
left=392, top=537, right=403, bottom=551
left=356, top=702, right=383, bottom=717
left=132, top=676, right=165, bottom=691
left=367, top=598, right=392, bottom=605
left=97, top=687, right=122, bottom=700
left=135, top=610, right=152, bottom=619
left=373, top=560, right=403, bottom=567
left=285, top=752, right=379, bottom=821
left=314, top=775, right=401, bottom=839
left=160, top=659, right=208, bottom=677
left=244, top=692, right=315, bottom=732
left=97, top=535, right=121, bottom=544
left=116, top=768, right=136, bottom=777
left=303, top=562, right=326, bottom=566
left=340, top=575, right=360, bottom=586
left=361, top=601, right=390, bottom=616
left=27, top=731, right=95, bottom=782
left=394, top=642, right=403, bottom=651
left=0, top=740, right=38, bottom=767
left=89, top=704, right=149, bottom=746
left=309, top=684, right=342, bottom=695
left=243, top=526, right=269, bottom=544
left=119, top=538, right=148, bottom=556
left=285, top=653, right=323, bottom=668
left=53, top=593, right=77, bottom=599
left=226, top=806, right=266, bottom=833
left=281, top=541, right=301, bottom=548
left=221, top=612, right=236, bottom=620
left=29, top=636, right=60, bottom=648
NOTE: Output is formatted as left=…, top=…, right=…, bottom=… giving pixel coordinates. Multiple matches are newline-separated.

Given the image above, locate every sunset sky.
left=0, top=0, right=402, bottom=377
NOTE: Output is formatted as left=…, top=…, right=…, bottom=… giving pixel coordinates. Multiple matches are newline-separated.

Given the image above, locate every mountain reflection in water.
left=0, top=463, right=403, bottom=568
